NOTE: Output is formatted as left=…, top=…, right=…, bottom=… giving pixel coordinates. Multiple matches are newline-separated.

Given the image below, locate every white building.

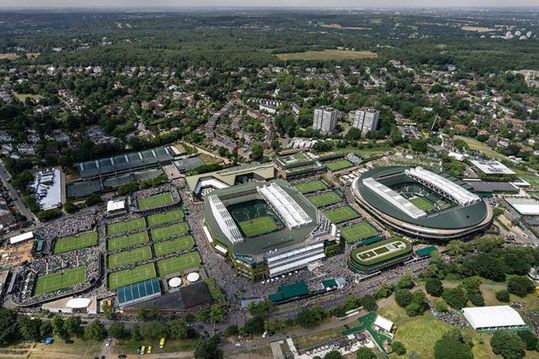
left=469, top=159, right=516, bottom=176
left=313, top=106, right=338, bottom=133
left=107, top=198, right=127, bottom=216
left=351, top=108, right=380, bottom=136
left=463, top=306, right=526, bottom=330
left=31, top=168, right=62, bottom=210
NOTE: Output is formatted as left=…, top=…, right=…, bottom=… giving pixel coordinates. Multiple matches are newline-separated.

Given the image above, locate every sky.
left=1, top=0, right=537, bottom=8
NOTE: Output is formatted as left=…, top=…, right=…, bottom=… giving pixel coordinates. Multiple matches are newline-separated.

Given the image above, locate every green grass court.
left=154, top=236, right=195, bottom=257
left=410, top=196, right=435, bottom=211
left=107, top=217, right=146, bottom=236
left=308, top=191, right=342, bottom=207
left=138, top=193, right=174, bottom=210
left=147, top=209, right=184, bottom=226
left=326, top=159, right=353, bottom=172
left=324, top=205, right=359, bottom=224
left=108, top=246, right=153, bottom=268
left=150, top=222, right=189, bottom=241
left=352, top=239, right=412, bottom=265
left=34, top=267, right=86, bottom=295
left=295, top=180, right=327, bottom=194
left=108, top=263, right=156, bottom=290
left=107, top=231, right=149, bottom=251
left=157, top=252, right=201, bottom=277
left=238, top=216, right=279, bottom=238
left=340, top=222, right=378, bottom=243
left=54, top=231, right=98, bottom=254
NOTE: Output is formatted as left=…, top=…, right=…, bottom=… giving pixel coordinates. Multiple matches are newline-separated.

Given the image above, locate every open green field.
left=147, top=209, right=184, bottom=226
left=238, top=216, right=279, bottom=237
left=295, top=180, right=327, bottom=194
left=308, top=191, right=342, bottom=207
left=54, top=231, right=98, bottom=254
left=108, top=246, right=153, bottom=269
left=107, top=231, right=149, bottom=251
left=137, top=193, right=174, bottom=210
left=113, top=339, right=197, bottom=356
left=276, top=49, right=377, bottom=61
left=34, top=267, right=86, bottom=295
left=150, top=222, right=189, bottom=241
left=326, top=159, right=354, bottom=172
left=518, top=173, right=539, bottom=189
left=340, top=222, right=378, bottom=243
left=455, top=135, right=507, bottom=161
left=324, top=205, right=359, bottom=223
left=157, top=252, right=201, bottom=277
left=410, top=196, right=435, bottom=211
left=108, top=263, right=156, bottom=290
left=107, top=217, right=146, bottom=236
left=352, top=239, right=412, bottom=265
left=154, top=236, right=195, bottom=256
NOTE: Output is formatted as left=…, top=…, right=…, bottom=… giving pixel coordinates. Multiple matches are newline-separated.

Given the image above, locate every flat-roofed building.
left=469, top=159, right=516, bottom=176
left=463, top=306, right=526, bottom=330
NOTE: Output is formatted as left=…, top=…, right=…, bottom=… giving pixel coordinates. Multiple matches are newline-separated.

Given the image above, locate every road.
left=0, top=159, right=36, bottom=223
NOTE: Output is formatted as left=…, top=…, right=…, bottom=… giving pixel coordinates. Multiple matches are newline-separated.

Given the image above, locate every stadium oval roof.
left=352, top=166, right=493, bottom=239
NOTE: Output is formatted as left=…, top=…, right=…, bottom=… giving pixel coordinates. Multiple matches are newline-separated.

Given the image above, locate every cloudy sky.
left=1, top=0, right=537, bottom=8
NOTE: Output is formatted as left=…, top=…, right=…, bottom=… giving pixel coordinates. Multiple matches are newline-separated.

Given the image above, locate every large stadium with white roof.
left=352, top=166, right=493, bottom=240
left=202, top=179, right=334, bottom=280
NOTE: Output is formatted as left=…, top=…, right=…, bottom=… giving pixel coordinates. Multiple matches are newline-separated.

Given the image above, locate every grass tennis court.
left=107, top=217, right=146, bottom=236
left=340, top=222, right=378, bottom=243
left=151, top=222, right=190, bottom=241
left=326, top=159, right=354, bottom=172
left=238, top=216, right=279, bottom=238
left=54, top=231, right=98, bottom=254
left=107, top=231, right=149, bottom=251
left=108, top=246, right=153, bottom=269
left=147, top=209, right=184, bottom=226
left=308, top=191, right=342, bottom=207
left=138, top=193, right=174, bottom=210
left=295, top=180, right=327, bottom=194
left=410, top=196, right=435, bottom=211
left=154, top=236, right=195, bottom=257
left=108, top=263, right=156, bottom=290
left=352, top=239, right=412, bottom=265
left=324, top=205, right=359, bottom=224
left=34, top=267, right=86, bottom=295
left=157, top=252, right=201, bottom=277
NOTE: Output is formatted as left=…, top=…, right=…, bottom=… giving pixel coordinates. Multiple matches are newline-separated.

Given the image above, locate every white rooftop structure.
left=31, top=168, right=62, bottom=210
left=9, top=231, right=34, bottom=245
left=405, top=166, right=480, bottom=206
left=257, top=182, right=312, bottom=230
left=267, top=242, right=325, bottom=277
left=207, top=194, right=244, bottom=245
left=363, top=177, right=426, bottom=219
left=469, top=159, right=516, bottom=175
left=505, top=197, right=539, bottom=216
left=463, top=306, right=526, bottom=330
left=186, top=272, right=200, bottom=283
left=106, top=198, right=126, bottom=213
left=168, top=277, right=182, bottom=288
left=66, top=298, right=92, bottom=309
left=374, top=315, right=394, bottom=333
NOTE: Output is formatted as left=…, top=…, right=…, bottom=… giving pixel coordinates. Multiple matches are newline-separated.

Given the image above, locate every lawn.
left=54, top=231, right=98, bottom=254
left=326, top=159, right=354, bottom=172
left=276, top=49, right=377, bottom=61
left=308, top=191, right=342, bottom=207
left=147, top=209, right=184, bottom=226
left=238, top=216, right=279, bottom=237
left=108, top=246, right=153, bottom=269
left=157, top=252, right=201, bottom=277
left=324, top=205, right=359, bottom=224
left=34, top=267, right=86, bottom=295
left=137, top=193, right=174, bottom=210
left=107, top=231, right=149, bottom=251
left=153, top=236, right=195, bottom=257
left=410, top=196, right=434, bottom=211
left=295, top=180, right=327, bottom=194
left=113, top=339, right=197, bottom=355
left=150, top=222, right=190, bottom=241
left=340, top=222, right=378, bottom=243
left=108, top=263, right=156, bottom=290
left=455, top=135, right=507, bottom=161
left=107, top=217, right=146, bottom=236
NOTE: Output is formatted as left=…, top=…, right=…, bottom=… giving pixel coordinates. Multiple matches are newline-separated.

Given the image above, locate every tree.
left=84, top=319, right=107, bottom=341
left=0, top=309, right=18, bottom=345
left=397, top=273, right=414, bottom=289
left=409, top=139, right=428, bottom=153
left=434, top=300, right=448, bottom=313
left=85, top=193, right=102, bottom=207
left=17, top=316, right=42, bottom=341
left=425, top=278, right=443, bottom=297
left=194, top=335, right=222, bottom=359
left=391, top=341, right=406, bottom=355
left=64, top=201, right=78, bottom=214
left=442, top=287, right=468, bottom=310
left=467, top=291, right=485, bottom=306
left=296, top=305, right=325, bottom=329
left=242, top=316, right=265, bottom=335
left=51, top=315, right=68, bottom=339
left=356, top=348, right=376, bottom=359
left=394, top=289, right=413, bottom=308
left=516, top=330, right=538, bottom=351
left=323, top=351, right=344, bottom=359
left=359, top=294, right=378, bottom=312
left=507, top=276, right=534, bottom=298
left=251, top=143, right=263, bottom=161
left=490, top=331, right=526, bottom=359
left=40, top=320, right=52, bottom=338
left=496, top=290, right=510, bottom=302
left=434, top=330, right=473, bottom=359
left=168, top=320, right=189, bottom=339
left=223, top=325, right=239, bottom=337
left=108, top=322, right=126, bottom=339
left=64, top=316, right=83, bottom=338
left=209, top=304, right=226, bottom=329
left=101, top=301, right=113, bottom=320
left=405, top=291, right=428, bottom=317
